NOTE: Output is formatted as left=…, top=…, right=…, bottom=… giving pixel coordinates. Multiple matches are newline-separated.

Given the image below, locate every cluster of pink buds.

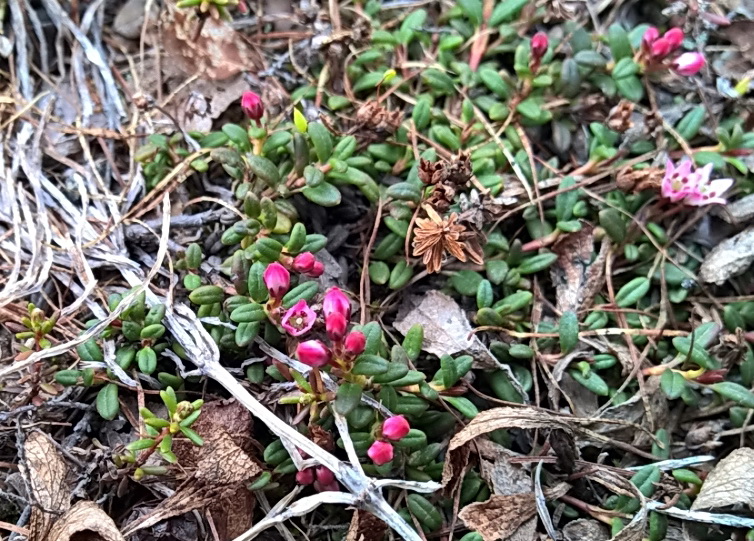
left=641, top=27, right=705, bottom=76
left=661, top=159, right=733, bottom=206
left=367, top=415, right=411, bottom=466
left=296, top=465, right=338, bottom=492
left=295, top=288, right=366, bottom=368
left=241, top=91, right=264, bottom=126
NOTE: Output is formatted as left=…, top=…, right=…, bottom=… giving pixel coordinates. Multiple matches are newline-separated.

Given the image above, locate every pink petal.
left=706, top=177, right=734, bottom=195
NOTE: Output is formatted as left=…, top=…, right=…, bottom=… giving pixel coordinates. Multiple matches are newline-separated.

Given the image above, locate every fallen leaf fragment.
left=692, top=447, right=754, bottom=511
left=346, top=510, right=388, bottom=541
left=22, top=432, right=70, bottom=541
left=459, top=493, right=537, bottom=541
left=699, top=226, right=754, bottom=284
left=48, top=501, right=124, bottom=541
left=563, top=518, right=610, bottom=541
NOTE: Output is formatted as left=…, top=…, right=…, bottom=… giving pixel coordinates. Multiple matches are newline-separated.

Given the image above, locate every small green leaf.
left=334, top=383, right=363, bottom=416
left=308, top=122, right=333, bottom=163
left=96, top=383, right=120, bottom=420
left=407, top=494, right=443, bottom=531
left=559, top=311, right=579, bottom=353
left=660, top=369, right=686, bottom=400
left=711, top=382, right=754, bottom=409
left=615, top=277, right=650, bottom=307
left=615, top=75, right=644, bottom=102
left=302, top=182, right=342, bottom=207
left=180, top=426, right=205, bottom=446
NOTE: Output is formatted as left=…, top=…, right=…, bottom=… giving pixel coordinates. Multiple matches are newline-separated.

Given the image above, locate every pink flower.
left=263, top=263, right=290, bottom=299
left=684, top=164, right=733, bottom=206
left=531, top=32, right=548, bottom=59
left=296, top=468, right=315, bottom=485
left=382, top=415, right=410, bottom=441
left=662, top=159, right=733, bottom=206
left=344, top=331, right=366, bottom=356
left=325, top=313, right=347, bottom=342
left=315, top=466, right=335, bottom=485
left=663, top=28, right=684, bottom=50
left=642, top=27, right=659, bottom=49
left=241, top=91, right=263, bottom=122
left=661, top=159, right=696, bottom=202
left=367, top=441, right=394, bottom=465
left=281, top=300, right=316, bottom=336
left=292, top=252, right=316, bottom=274
left=296, top=340, right=331, bottom=368
left=672, top=52, right=705, bottom=76
left=650, top=38, right=673, bottom=59
left=308, top=261, right=325, bottom=278
left=323, top=287, right=350, bottom=321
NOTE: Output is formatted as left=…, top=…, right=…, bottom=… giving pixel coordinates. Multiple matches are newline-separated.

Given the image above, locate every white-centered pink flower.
left=661, top=159, right=733, bottom=206
left=684, top=163, right=734, bottom=206
left=281, top=300, right=316, bottom=336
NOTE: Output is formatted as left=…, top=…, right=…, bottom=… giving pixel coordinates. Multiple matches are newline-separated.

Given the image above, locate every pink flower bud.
left=296, top=468, right=315, bottom=485
left=325, top=313, right=348, bottom=342
left=367, top=441, right=394, bottom=465
left=642, top=26, right=659, bottom=48
left=296, top=340, right=331, bottom=368
left=292, top=252, right=316, bottom=273
left=263, top=262, right=290, bottom=299
left=322, top=287, right=350, bottom=321
left=663, top=28, right=684, bottom=50
left=281, top=300, right=316, bottom=336
left=382, top=415, right=410, bottom=441
left=314, top=480, right=340, bottom=492
left=672, top=52, right=705, bottom=76
left=344, top=331, right=366, bottom=356
left=315, top=466, right=335, bottom=485
left=241, top=91, right=264, bottom=122
left=650, top=37, right=672, bottom=59
left=531, top=32, right=548, bottom=59
left=308, top=261, right=325, bottom=278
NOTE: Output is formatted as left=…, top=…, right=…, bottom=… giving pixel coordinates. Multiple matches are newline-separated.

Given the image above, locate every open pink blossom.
left=684, top=164, right=733, bottom=206
left=382, top=415, right=410, bottom=441
left=323, top=287, right=350, bottom=321
left=281, top=300, right=316, bottom=336
left=367, top=441, right=394, bottom=465
left=296, top=340, right=332, bottom=367
left=661, top=159, right=696, bottom=202
left=662, top=160, right=733, bottom=206
left=672, top=52, right=705, bottom=76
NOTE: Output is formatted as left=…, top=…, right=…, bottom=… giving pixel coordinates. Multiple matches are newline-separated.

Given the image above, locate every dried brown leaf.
left=550, top=224, right=605, bottom=313
left=691, top=448, right=754, bottom=511
left=160, top=6, right=263, bottom=81
left=23, top=432, right=70, bottom=541
left=458, top=494, right=537, bottom=541
left=48, top=501, right=124, bottom=541
left=441, top=407, right=575, bottom=490
left=563, top=518, right=610, bottom=541
left=346, top=510, right=388, bottom=541
left=123, top=429, right=262, bottom=536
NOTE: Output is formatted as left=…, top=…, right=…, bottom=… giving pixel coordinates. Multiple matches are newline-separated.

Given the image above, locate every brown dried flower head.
left=412, top=205, right=483, bottom=274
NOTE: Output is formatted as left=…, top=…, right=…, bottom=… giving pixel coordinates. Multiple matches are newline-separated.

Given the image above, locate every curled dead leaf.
left=47, top=501, right=124, bottom=541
